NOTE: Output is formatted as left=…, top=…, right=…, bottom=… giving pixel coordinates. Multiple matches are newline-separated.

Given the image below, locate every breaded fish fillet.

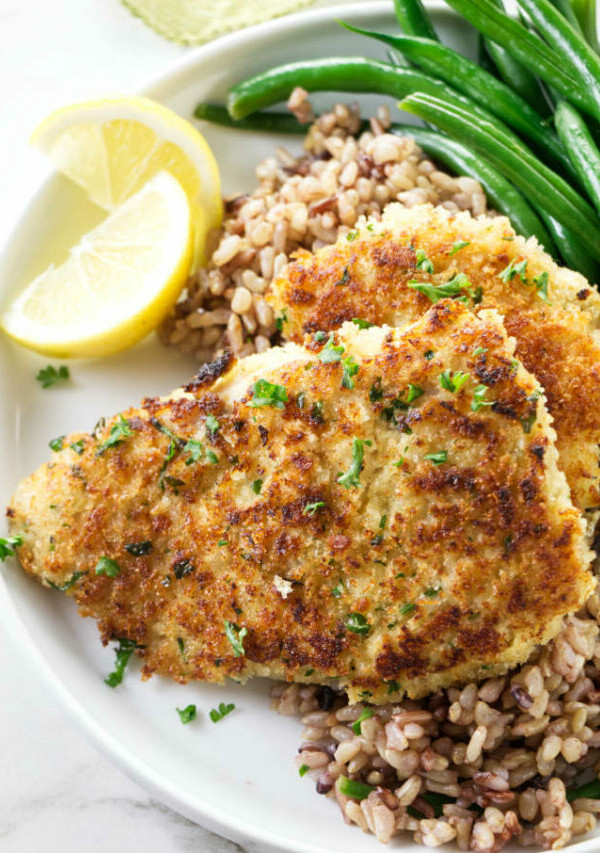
left=270, top=204, right=600, bottom=520
left=7, top=302, right=594, bottom=703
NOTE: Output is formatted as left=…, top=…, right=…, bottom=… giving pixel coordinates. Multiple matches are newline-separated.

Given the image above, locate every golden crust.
left=8, top=301, right=593, bottom=703
left=270, top=203, right=600, bottom=517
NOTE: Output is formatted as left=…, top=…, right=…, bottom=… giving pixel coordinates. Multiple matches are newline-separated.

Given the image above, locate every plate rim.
left=2, top=3, right=600, bottom=851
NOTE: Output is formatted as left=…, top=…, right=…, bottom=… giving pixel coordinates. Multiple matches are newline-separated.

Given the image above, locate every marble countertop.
left=0, top=1, right=267, bottom=850
left=0, top=1, right=372, bottom=849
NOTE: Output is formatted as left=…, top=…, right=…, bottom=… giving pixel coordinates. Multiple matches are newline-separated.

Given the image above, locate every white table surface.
left=0, top=0, right=357, bottom=850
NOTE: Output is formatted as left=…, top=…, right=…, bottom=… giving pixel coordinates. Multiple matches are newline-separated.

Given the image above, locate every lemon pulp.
left=1, top=171, right=193, bottom=358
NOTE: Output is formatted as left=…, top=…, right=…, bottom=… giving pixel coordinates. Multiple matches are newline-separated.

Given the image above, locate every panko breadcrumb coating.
left=8, top=301, right=593, bottom=703
left=270, top=203, right=600, bottom=522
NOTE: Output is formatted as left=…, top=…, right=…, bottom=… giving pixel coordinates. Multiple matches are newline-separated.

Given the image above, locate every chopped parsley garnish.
left=400, top=602, right=416, bottom=616
left=345, top=612, right=370, bottom=635
left=337, top=438, right=371, bottom=489
left=177, top=704, right=197, bottom=724
left=124, top=541, right=152, bottom=557
left=352, top=708, right=375, bottom=735
left=370, top=378, right=384, bottom=403
left=95, top=556, right=121, bottom=578
left=318, top=334, right=345, bottom=364
left=471, top=384, right=493, bottom=412
left=387, top=680, right=400, bottom=694
left=184, top=439, right=203, bottom=465
left=224, top=620, right=247, bottom=657
left=424, top=349, right=435, bottom=361
left=347, top=230, right=358, bottom=242
left=205, top=414, right=220, bottom=435
left=36, top=364, right=70, bottom=389
left=177, top=637, right=186, bottom=657
left=408, top=272, right=473, bottom=303
left=296, top=391, right=306, bottom=409
left=298, top=764, right=310, bottom=777
left=533, top=271, right=551, bottom=304
left=49, top=435, right=66, bottom=452
left=210, top=701, right=235, bottom=723
left=151, top=419, right=182, bottom=445
left=336, top=776, right=374, bottom=801
left=304, top=668, right=314, bottom=676
left=439, top=370, right=469, bottom=393
left=0, top=535, right=22, bottom=561
left=47, top=571, right=86, bottom=591
left=449, top=240, right=470, bottom=255
left=250, top=379, right=288, bottom=409
left=69, top=440, right=85, bottom=455
left=499, top=258, right=528, bottom=283
left=303, top=501, right=325, bottom=516
left=310, top=401, right=324, bottom=423
left=173, top=559, right=194, bottom=579
left=275, top=309, right=288, bottom=332
left=217, top=539, right=228, bottom=546
left=351, top=318, right=374, bottom=329
left=163, top=476, right=184, bottom=492
left=206, top=450, right=219, bottom=464
left=415, top=248, right=434, bottom=273
left=335, top=265, right=350, bottom=286
left=473, top=346, right=487, bottom=356
left=425, top=450, right=448, bottom=465
left=342, top=355, right=359, bottom=389
left=447, top=271, right=474, bottom=293
left=332, top=581, right=344, bottom=598
left=104, top=638, right=143, bottom=688
left=313, top=330, right=327, bottom=343
left=251, top=479, right=263, bottom=494
left=393, top=457, right=405, bottom=467
left=158, top=439, right=178, bottom=488
left=406, top=384, right=424, bottom=403
left=520, top=389, right=542, bottom=433
left=379, top=514, right=388, bottom=529
left=424, top=586, right=441, bottom=598
left=96, top=415, right=132, bottom=455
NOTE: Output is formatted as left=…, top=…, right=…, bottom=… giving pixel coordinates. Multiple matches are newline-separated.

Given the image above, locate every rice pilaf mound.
left=158, top=95, right=489, bottom=359
left=272, top=602, right=600, bottom=849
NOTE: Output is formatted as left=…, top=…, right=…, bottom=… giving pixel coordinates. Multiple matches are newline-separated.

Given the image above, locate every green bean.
left=580, top=0, right=600, bottom=49
left=442, top=0, right=599, bottom=119
left=340, top=24, right=572, bottom=177
left=516, top=0, right=600, bottom=108
left=555, top=100, right=600, bottom=216
left=548, top=0, right=584, bottom=33
left=541, top=212, right=600, bottom=280
left=484, top=41, right=550, bottom=114
left=194, top=103, right=311, bottom=133
left=399, top=92, right=600, bottom=259
left=391, top=126, right=556, bottom=249
left=484, top=0, right=550, bottom=114
left=477, top=35, right=499, bottom=76
left=393, top=0, right=439, bottom=39
left=227, top=57, right=507, bottom=128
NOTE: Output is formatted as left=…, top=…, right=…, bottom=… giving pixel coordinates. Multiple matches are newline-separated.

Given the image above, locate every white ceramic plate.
left=1, top=4, right=598, bottom=852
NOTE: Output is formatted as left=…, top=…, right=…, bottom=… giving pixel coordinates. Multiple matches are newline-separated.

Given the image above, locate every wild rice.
left=158, top=96, right=490, bottom=359
left=271, top=600, right=600, bottom=850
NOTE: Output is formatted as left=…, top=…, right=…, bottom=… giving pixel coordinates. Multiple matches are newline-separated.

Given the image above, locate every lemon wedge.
left=30, top=95, right=221, bottom=265
left=1, top=171, right=193, bottom=358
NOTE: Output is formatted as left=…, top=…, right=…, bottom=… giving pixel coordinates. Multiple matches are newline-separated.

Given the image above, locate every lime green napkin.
left=121, top=0, right=321, bottom=45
